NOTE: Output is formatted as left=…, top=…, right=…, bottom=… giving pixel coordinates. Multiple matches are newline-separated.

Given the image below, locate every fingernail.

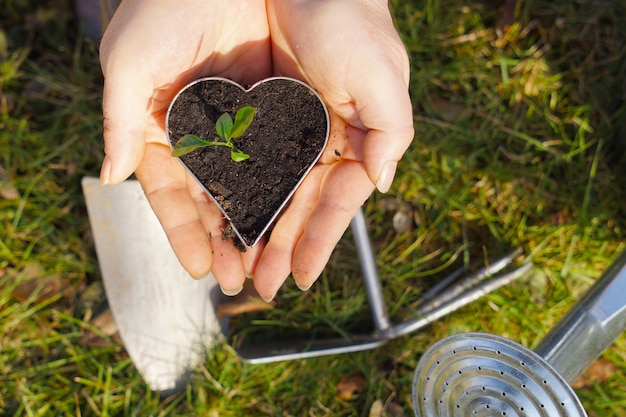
left=100, top=155, right=112, bottom=185
left=220, top=285, right=243, bottom=297
left=261, top=291, right=277, bottom=303
left=376, top=161, right=397, bottom=193
left=295, top=281, right=313, bottom=292
left=190, top=271, right=212, bottom=280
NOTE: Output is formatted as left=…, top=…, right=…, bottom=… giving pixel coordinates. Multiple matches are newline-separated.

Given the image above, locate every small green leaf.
left=230, top=149, right=250, bottom=162
left=230, top=106, right=256, bottom=138
left=173, top=107, right=255, bottom=161
left=216, top=112, right=233, bottom=140
left=171, top=134, right=210, bottom=157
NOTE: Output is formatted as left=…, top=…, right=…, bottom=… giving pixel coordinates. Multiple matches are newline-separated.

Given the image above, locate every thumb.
left=100, top=67, right=152, bottom=185
left=357, top=68, right=414, bottom=193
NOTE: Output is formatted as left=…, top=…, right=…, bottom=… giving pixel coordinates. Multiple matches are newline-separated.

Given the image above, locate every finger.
left=204, top=228, right=247, bottom=296
left=185, top=177, right=247, bottom=294
left=316, top=22, right=414, bottom=193
left=314, top=60, right=414, bottom=193
left=291, top=161, right=374, bottom=289
left=348, top=62, right=414, bottom=193
left=270, top=0, right=414, bottom=191
left=253, top=166, right=326, bottom=300
left=242, top=239, right=265, bottom=277
left=100, top=55, right=155, bottom=184
left=135, top=143, right=213, bottom=279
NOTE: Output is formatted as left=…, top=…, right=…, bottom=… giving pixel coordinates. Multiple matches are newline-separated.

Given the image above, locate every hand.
left=99, top=0, right=271, bottom=293
left=253, top=0, right=415, bottom=300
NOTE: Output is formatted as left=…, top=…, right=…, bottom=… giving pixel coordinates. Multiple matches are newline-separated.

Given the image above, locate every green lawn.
left=1, top=0, right=625, bottom=415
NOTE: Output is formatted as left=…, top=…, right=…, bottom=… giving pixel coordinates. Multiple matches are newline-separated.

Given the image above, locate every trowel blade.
left=82, top=177, right=225, bottom=392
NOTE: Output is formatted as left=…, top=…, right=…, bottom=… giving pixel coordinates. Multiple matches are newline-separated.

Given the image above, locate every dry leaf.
left=496, top=0, right=519, bottom=34
left=336, top=371, right=367, bottom=401
left=0, top=165, right=19, bottom=200
left=378, top=197, right=416, bottom=234
left=369, top=399, right=407, bottom=417
left=81, top=308, right=121, bottom=347
left=384, top=402, right=407, bottom=417
left=217, top=280, right=274, bottom=318
left=428, top=92, right=470, bottom=123
left=76, top=281, right=106, bottom=322
left=6, top=263, right=73, bottom=303
left=218, top=296, right=275, bottom=318
left=90, top=308, right=119, bottom=336
left=369, top=399, right=383, bottom=417
left=1, top=184, right=19, bottom=200
left=572, top=357, right=618, bottom=389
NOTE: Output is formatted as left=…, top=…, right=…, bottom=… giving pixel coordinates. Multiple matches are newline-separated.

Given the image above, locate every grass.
left=1, top=0, right=625, bottom=415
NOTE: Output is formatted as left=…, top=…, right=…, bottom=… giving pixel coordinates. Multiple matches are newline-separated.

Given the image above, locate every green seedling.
left=172, top=105, right=256, bottom=161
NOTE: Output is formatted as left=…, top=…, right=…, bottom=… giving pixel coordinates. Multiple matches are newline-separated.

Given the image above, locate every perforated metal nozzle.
left=412, top=332, right=585, bottom=417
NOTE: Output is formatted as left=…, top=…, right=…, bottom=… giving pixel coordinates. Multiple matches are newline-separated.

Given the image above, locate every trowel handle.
left=351, top=209, right=392, bottom=333
left=534, top=250, right=626, bottom=383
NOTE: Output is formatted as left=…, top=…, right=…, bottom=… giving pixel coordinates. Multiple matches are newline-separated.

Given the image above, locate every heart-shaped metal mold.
left=166, top=77, right=329, bottom=248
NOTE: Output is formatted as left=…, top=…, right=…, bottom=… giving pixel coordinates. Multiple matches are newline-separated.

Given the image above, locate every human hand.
left=253, top=0, right=415, bottom=300
left=99, top=0, right=271, bottom=293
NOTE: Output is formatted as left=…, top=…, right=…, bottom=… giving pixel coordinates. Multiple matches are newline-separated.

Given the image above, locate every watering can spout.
left=534, top=250, right=626, bottom=383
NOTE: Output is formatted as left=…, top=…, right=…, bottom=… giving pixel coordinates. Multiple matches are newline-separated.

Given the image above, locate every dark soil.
left=167, top=78, right=328, bottom=248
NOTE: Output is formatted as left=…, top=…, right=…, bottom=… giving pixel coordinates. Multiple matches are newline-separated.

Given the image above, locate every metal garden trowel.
left=83, top=176, right=533, bottom=392
left=82, top=177, right=226, bottom=392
